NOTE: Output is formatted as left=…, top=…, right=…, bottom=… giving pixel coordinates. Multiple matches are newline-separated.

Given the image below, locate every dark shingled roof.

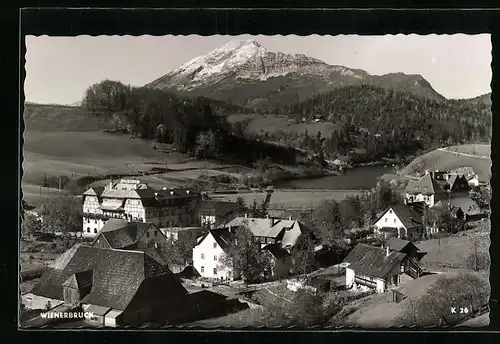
left=343, top=243, right=407, bottom=278
left=93, top=220, right=156, bottom=249
left=263, top=243, right=291, bottom=259
left=30, top=246, right=187, bottom=311
left=375, top=204, right=422, bottom=230
left=386, top=238, right=412, bottom=252
left=405, top=174, right=446, bottom=196
left=195, top=228, right=234, bottom=251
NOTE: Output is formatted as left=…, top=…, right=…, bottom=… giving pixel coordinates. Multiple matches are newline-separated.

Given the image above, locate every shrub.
left=394, top=271, right=490, bottom=327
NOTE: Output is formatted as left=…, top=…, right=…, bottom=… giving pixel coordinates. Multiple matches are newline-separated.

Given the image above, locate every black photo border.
left=4, top=5, right=500, bottom=344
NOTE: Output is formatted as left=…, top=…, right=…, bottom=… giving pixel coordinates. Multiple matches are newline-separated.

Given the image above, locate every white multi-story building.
left=82, top=179, right=201, bottom=238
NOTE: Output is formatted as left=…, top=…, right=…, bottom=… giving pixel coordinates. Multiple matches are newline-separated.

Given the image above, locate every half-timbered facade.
left=81, top=179, right=201, bottom=238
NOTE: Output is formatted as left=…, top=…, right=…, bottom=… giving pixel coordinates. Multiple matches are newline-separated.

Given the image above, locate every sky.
left=25, top=34, right=491, bottom=105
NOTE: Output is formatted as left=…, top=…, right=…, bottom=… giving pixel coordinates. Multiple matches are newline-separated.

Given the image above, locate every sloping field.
left=415, top=220, right=490, bottom=270
left=23, top=104, right=106, bottom=132
left=22, top=131, right=169, bottom=184
left=402, top=144, right=491, bottom=183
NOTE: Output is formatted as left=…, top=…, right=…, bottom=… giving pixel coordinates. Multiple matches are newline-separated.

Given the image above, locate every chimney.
left=244, top=213, right=248, bottom=218
left=269, top=216, right=274, bottom=227
left=288, top=215, right=292, bottom=221
left=385, top=246, right=390, bottom=257
left=109, top=180, right=113, bottom=190
left=425, top=170, right=429, bottom=176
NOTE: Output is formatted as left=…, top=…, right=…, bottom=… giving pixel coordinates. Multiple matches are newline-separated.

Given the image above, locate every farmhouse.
left=224, top=216, right=311, bottom=251
left=81, top=179, right=201, bottom=238
left=373, top=204, right=427, bottom=240
left=404, top=172, right=448, bottom=207
left=343, top=243, right=422, bottom=293
left=90, top=219, right=169, bottom=250
left=192, top=228, right=236, bottom=281
left=434, top=197, right=483, bottom=222
left=22, top=245, right=188, bottom=327
left=385, top=237, right=427, bottom=262
left=199, top=200, right=243, bottom=229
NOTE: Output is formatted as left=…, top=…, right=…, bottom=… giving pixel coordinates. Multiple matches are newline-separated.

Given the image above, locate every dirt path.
left=437, top=148, right=490, bottom=159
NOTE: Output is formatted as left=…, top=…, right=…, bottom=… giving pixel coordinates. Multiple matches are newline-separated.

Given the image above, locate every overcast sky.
left=25, top=34, right=491, bottom=104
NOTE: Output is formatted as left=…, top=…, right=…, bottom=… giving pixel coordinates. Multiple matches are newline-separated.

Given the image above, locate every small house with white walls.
left=404, top=172, right=448, bottom=207
left=343, top=243, right=422, bottom=294
left=192, top=228, right=237, bottom=281
left=373, top=204, right=425, bottom=240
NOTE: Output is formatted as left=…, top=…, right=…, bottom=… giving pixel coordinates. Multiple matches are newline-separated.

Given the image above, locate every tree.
left=469, top=186, right=491, bottom=209
left=41, top=196, right=82, bottom=234
left=292, top=235, right=317, bottom=277
left=22, top=213, right=42, bottom=239
left=195, top=130, right=216, bottom=159
left=222, top=226, right=269, bottom=283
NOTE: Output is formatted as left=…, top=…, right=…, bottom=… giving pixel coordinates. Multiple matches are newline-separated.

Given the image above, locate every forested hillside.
left=248, top=85, right=492, bottom=163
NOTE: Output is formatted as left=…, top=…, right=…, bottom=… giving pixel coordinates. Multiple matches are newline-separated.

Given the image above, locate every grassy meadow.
left=402, top=144, right=491, bottom=183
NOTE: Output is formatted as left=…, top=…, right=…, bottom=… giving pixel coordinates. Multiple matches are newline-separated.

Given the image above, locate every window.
left=201, top=253, right=205, bottom=260
left=147, top=232, right=150, bottom=238
left=94, top=229, right=97, bottom=233
left=214, top=255, right=217, bottom=261
left=87, top=227, right=90, bottom=233
left=385, top=218, right=388, bottom=222
left=94, top=219, right=98, bottom=224
left=87, top=219, right=90, bottom=223
left=154, top=231, right=158, bottom=237
left=201, top=266, right=204, bottom=273
left=394, top=218, right=397, bottom=223
left=213, top=242, right=217, bottom=248
left=213, top=268, right=217, bottom=275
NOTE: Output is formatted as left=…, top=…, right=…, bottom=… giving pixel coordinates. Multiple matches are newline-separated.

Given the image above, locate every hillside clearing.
left=402, top=144, right=491, bottom=183
left=227, top=113, right=340, bottom=137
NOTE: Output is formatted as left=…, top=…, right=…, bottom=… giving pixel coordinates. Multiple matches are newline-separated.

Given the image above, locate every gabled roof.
left=30, top=246, right=187, bottom=311
left=82, top=187, right=105, bottom=197
left=263, top=243, right=291, bottom=259
left=374, top=204, right=422, bottom=230
left=386, top=238, right=420, bottom=253
left=92, top=220, right=157, bottom=249
left=226, top=217, right=296, bottom=238
left=199, top=200, right=242, bottom=217
left=405, top=174, right=446, bottom=196
left=195, top=228, right=234, bottom=252
left=448, top=174, right=469, bottom=188
left=343, top=243, right=407, bottom=278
